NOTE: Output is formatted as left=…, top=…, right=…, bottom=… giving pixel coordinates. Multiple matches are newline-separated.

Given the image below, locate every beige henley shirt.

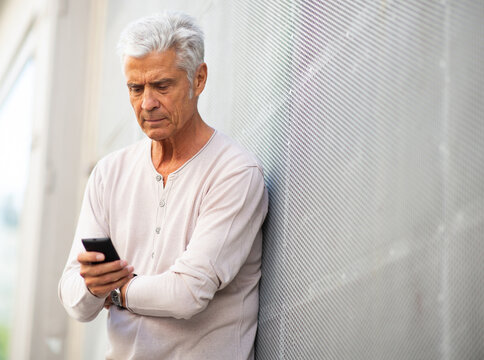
left=58, top=131, right=268, bottom=360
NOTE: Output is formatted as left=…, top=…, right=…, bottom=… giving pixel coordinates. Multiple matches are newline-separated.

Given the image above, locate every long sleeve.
left=125, top=165, right=268, bottom=319
left=58, top=134, right=267, bottom=359
left=58, top=165, right=109, bottom=322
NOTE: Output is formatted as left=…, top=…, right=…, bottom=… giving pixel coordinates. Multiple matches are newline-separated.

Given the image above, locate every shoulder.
left=93, top=138, right=149, bottom=180
left=206, top=131, right=263, bottom=174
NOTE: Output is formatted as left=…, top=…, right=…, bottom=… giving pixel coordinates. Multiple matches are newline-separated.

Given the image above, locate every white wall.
left=0, top=0, right=93, bottom=358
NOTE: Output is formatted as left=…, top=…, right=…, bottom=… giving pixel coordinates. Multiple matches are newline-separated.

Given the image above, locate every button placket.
left=152, top=173, right=164, bottom=263
left=152, top=174, right=172, bottom=263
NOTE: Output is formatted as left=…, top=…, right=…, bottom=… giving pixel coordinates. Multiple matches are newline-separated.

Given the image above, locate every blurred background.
left=0, top=0, right=483, bottom=359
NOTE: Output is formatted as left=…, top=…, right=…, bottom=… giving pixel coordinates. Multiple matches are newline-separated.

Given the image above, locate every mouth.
left=144, top=117, right=168, bottom=123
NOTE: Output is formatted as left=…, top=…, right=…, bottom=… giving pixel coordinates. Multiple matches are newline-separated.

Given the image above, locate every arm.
left=58, top=165, right=134, bottom=321
left=124, top=165, right=268, bottom=319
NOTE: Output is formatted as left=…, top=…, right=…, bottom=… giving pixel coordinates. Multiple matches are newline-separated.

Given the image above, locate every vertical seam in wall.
left=440, top=1, right=451, bottom=359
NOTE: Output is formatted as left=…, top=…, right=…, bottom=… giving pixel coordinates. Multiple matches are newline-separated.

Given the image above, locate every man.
left=58, top=11, right=268, bottom=360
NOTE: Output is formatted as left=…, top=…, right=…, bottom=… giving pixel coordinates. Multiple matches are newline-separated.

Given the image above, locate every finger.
left=88, top=274, right=134, bottom=298
left=104, top=297, right=112, bottom=309
left=80, top=260, right=129, bottom=278
left=84, top=266, right=134, bottom=288
left=78, top=251, right=105, bottom=264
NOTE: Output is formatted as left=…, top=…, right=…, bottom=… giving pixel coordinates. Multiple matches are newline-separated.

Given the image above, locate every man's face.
left=124, top=49, right=201, bottom=141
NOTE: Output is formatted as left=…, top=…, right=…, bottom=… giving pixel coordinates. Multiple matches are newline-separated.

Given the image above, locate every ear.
left=193, top=63, right=207, bottom=97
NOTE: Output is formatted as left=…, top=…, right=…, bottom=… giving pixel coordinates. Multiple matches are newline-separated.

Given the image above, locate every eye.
left=128, top=86, right=143, bottom=95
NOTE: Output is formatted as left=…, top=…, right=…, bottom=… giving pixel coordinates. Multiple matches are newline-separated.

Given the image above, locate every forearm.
left=125, top=267, right=218, bottom=319
left=58, top=267, right=106, bottom=322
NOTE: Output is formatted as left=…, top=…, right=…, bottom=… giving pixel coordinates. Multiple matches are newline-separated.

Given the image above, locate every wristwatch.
left=110, top=274, right=136, bottom=308
left=111, top=288, right=123, bottom=308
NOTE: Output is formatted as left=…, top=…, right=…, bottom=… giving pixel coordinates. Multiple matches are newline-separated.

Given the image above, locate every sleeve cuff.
left=124, top=275, right=140, bottom=312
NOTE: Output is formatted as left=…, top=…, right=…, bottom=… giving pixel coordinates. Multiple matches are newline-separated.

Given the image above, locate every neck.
left=151, top=113, right=214, bottom=177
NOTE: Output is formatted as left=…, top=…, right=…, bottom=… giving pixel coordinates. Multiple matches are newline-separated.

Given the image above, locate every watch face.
left=111, top=289, right=122, bottom=307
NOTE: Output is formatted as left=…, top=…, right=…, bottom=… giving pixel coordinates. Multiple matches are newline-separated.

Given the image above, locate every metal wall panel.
left=230, top=1, right=484, bottom=359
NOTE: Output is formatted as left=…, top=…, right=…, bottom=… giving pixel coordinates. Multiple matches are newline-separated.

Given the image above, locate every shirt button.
left=155, top=227, right=161, bottom=234
left=159, top=200, right=166, bottom=207
left=156, top=175, right=162, bottom=182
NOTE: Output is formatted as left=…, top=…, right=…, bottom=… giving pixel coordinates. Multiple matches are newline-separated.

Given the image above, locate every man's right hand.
left=77, top=251, right=135, bottom=299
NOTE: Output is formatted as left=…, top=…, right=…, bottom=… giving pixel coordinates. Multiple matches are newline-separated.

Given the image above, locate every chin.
left=144, top=129, right=173, bottom=141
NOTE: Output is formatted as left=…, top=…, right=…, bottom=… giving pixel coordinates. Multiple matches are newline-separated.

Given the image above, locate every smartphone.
left=81, top=237, right=120, bottom=263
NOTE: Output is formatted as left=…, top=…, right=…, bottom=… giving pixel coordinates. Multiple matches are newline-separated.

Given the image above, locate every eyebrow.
left=150, top=79, right=175, bottom=87
left=126, top=78, right=176, bottom=88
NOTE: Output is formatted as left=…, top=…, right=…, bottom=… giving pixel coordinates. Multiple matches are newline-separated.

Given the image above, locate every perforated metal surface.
left=230, top=1, right=484, bottom=359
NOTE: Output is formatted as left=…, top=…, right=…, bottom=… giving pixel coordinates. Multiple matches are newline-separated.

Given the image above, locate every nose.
left=141, top=89, right=159, bottom=111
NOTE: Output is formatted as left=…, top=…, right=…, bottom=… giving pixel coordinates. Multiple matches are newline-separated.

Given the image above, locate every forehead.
left=123, top=49, right=183, bottom=82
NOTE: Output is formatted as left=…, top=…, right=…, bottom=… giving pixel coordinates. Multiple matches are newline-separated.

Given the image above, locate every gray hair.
left=117, top=11, right=204, bottom=90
